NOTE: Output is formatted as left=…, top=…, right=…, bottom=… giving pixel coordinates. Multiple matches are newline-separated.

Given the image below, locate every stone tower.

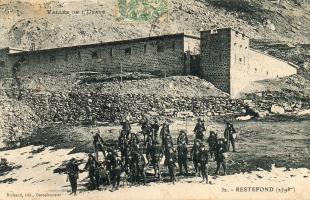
left=200, top=28, right=250, bottom=96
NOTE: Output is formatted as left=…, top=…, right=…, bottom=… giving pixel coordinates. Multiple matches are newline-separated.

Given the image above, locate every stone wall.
left=200, top=28, right=231, bottom=93
left=18, top=91, right=245, bottom=124
left=5, top=34, right=192, bottom=78
left=230, top=49, right=297, bottom=98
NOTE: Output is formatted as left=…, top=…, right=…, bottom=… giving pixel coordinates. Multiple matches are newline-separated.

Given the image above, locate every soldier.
left=160, top=122, right=170, bottom=145
left=177, top=130, right=188, bottom=144
left=84, top=154, right=101, bottom=190
left=177, top=130, right=188, bottom=175
left=191, top=139, right=201, bottom=176
left=93, top=131, right=106, bottom=160
left=110, top=157, right=123, bottom=191
left=215, top=139, right=227, bottom=176
left=106, top=148, right=117, bottom=172
left=165, top=148, right=177, bottom=184
left=207, top=131, right=218, bottom=159
left=198, top=144, right=209, bottom=183
left=151, top=119, right=160, bottom=141
left=121, top=119, right=132, bottom=138
left=194, top=118, right=206, bottom=140
left=128, top=132, right=140, bottom=151
left=66, top=158, right=79, bottom=195
left=130, top=148, right=146, bottom=185
left=145, top=135, right=154, bottom=165
left=141, top=119, right=151, bottom=143
left=149, top=141, right=162, bottom=180
left=118, top=130, right=130, bottom=173
left=224, top=122, right=237, bottom=152
left=136, top=150, right=147, bottom=185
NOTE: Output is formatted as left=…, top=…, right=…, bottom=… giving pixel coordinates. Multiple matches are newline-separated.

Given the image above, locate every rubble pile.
left=20, top=92, right=245, bottom=124
left=74, top=76, right=228, bottom=98
left=0, top=99, right=41, bottom=148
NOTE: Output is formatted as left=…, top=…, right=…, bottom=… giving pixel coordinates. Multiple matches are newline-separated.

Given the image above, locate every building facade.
left=200, top=28, right=297, bottom=97
left=0, top=28, right=297, bottom=97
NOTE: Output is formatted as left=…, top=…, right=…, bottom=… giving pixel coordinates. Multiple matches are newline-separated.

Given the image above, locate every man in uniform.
left=194, top=118, right=206, bottom=140
left=198, top=144, right=209, bottom=183
left=84, top=154, right=101, bottom=190
left=160, top=122, right=170, bottom=145
left=224, top=122, right=237, bottom=152
left=129, top=148, right=146, bottom=185
left=141, top=118, right=151, bottom=143
left=151, top=119, right=160, bottom=141
left=207, top=131, right=218, bottom=159
left=66, top=158, right=79, bottom=195
left=191, top=139, right=201, bottom=176
left=149, top=141, right=162, bottom=180
left=93, top=131, right=106, bottom=160
left=215, top=138, right=227, bottom=176
left=110, top=157, right=123, bottom=191
left=118, top=130, right=130, bottom=173
left=121, top=119, right=131, bottom=138
left=165, top=148, right=177, bottom=184
left=177, top=130, right=188, bottom=175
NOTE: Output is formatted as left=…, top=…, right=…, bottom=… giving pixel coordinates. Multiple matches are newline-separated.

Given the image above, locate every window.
left=157, top=45, right=164, bottom=52
left=0, top=61, right=5, bottom=68
left=64, top=53, right=68, bottom=61
left=91, top=51, right=98, bottom=59
left=255, top=68, right=257, bottom=72
left=77, top=51, right=81, bottom=60
left=110, top=48, right=113, bottom=57
left=50, top=56, right=55, bottom=63
left=172, top=41, right=175, bottom=51
left=234, top=43, right=237, bottom=46
left=125, top=47, right=132, bottom=55
left=266, top=71, right=269, bottom=75
left=239, top=58, right=242, bottom=63
left=144, top=44, right=147, bottom=53
left=219, top=53, right=223, bottom=63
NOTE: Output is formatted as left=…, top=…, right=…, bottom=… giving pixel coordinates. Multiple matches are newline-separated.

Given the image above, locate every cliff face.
left=0, top=0, right=309, bottom=51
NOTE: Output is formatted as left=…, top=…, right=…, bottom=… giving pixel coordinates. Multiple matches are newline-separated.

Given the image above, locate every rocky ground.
left=0, top=0, right=309, bottom=51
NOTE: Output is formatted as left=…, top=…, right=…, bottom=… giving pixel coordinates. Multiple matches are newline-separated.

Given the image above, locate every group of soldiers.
left=66, top=118, right=237, bottom=195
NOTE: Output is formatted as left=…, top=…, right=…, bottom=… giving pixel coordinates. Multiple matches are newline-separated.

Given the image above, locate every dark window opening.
left=144, top=44, right=147, bottom=53
left=50, top=56, right=55, bottom=63
left=0, top=61, right=5, bottom=68
left=64, top=53, right=68, bottom=61
left=77, top=51, right=81, bottom=60
left=172, top=41, right=175, bottom=51
left=239, top=58, right=242, bottom=63
left=110, top=48, right=113, bottom=57
left=266, top=71, right=269, bottom=75
left=157, top=45, right=164, bottom=52
left=92, top=52, right=98, bottom=59
left=255, top=68, right=257, bottom=72
left=125, top=47, right=132, bottom=55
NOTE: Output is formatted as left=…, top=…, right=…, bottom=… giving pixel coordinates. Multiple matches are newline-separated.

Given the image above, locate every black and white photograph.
left=0, top=0, right=309, bottom=199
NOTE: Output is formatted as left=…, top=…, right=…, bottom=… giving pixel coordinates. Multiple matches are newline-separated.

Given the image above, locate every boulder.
left=257, top=111, right=269, bottom=118
left=236, top=115, right=252, bottom=121
left=270, top=105, right=285, bottom=114
left=297, top=109, right=310, bottom=116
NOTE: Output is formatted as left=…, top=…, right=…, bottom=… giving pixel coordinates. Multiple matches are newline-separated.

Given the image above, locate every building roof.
left=8, top=33, right=200, bottom=56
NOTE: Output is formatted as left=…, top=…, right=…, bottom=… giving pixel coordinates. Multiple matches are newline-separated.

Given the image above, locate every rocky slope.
left=0, top=0, right=309, bottom=51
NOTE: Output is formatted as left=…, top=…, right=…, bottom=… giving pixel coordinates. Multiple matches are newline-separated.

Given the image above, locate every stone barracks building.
left=0, top=28, right=297, bottom=97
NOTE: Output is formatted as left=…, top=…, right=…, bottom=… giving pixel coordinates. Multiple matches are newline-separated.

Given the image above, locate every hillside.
left=0, top=0, right=309, bottom=51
